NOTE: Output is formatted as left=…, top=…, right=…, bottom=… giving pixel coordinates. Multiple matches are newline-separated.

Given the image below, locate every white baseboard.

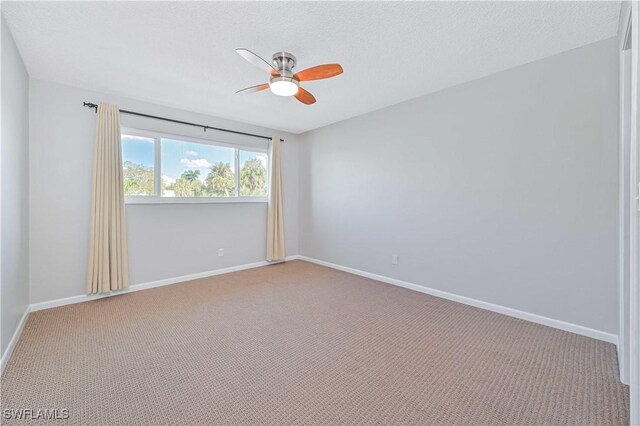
left=30, top=256, right=299, bottom=312
left=296, top=255, right=618, bottom=345
left=1, top=306, right=31, bottom=375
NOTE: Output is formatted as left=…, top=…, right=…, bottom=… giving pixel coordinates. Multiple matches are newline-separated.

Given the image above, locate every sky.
left=122, top=135, right=267, bottom=186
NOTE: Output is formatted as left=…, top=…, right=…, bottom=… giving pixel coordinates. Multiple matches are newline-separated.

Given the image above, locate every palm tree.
left=240, top=157, right=267, bottom=196
left=173, top=169, right=204, bottom=197
left=182, top=169, right=200, bottom=182
left=206, top=162, right=235, bottom=197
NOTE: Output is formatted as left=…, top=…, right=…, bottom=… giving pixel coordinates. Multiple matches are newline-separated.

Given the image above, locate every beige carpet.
left=1, top=260, right=629, bottom=425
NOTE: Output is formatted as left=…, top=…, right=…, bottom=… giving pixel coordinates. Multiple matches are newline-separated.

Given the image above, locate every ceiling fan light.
left=269, top=77, right=299, bottom=97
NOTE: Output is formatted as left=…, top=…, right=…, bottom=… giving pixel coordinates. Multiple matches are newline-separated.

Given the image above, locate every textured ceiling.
left=3, top=1, right=621, bottom=134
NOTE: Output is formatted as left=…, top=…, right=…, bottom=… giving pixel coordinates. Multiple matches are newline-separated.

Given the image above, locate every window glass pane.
left=122, top=135, right=155, bottom=196
left=161, top=138, right=236, bottom=197
left=239, top=151, right=268, bottom=197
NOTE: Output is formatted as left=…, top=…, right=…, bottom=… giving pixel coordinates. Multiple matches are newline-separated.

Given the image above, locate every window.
left=161, top=138, right=236, bottom=198
left=121, top=130, right=269, bottom=203
left=122, top=135, right=155, bottom=196
left=239, top=150, right=268, bottom=196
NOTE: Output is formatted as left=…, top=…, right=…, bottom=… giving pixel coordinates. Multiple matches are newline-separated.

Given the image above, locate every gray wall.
left=298, top=37, right=619, bottom=334
left=29, top=80, right=299, bottom=304
left=1, top=18, right=30, bottom=355
left=619, top=48, right=631, bottom=383
left=617, top=2, right=631, bottom=385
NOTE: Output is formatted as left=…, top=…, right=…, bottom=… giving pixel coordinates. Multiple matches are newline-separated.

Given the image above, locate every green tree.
left=182, top=170, right=200, bottom=182
left=173, top=169, right=204, bottom=197
left=123, top=161, right=154, bottom=195
left=206, top=162, right=236, bottom=197
left=240, top=157, right=267, bottom=196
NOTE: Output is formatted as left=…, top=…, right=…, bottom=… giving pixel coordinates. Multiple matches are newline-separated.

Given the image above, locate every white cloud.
left=161, top=175, right=175, bottom=185
left=184, top=150, right=198, bottom=157
left=180, top=158, right=212, bottom=168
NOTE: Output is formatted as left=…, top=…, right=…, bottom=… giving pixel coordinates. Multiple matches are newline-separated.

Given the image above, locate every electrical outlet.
left=218, top=249, right=224, bottom=257
left=391, top=254, right=399, bottom=265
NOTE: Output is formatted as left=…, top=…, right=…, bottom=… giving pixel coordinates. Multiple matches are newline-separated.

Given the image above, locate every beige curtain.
left=266, top=137, right=285, bottom=261
left=86, top=102, right=130, bottom=294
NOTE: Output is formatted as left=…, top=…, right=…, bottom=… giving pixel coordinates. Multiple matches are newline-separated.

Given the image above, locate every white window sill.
left=125, top=197, right=268, bottom=204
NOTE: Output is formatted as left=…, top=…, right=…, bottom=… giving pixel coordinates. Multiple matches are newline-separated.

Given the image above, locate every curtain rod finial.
left=83, top=102, right=98, bottom=113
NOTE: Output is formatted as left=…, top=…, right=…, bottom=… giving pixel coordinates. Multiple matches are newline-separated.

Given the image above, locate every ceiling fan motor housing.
left=272, top=52, right=296, bottom=79
left=269, top=52, right=299, bottom=95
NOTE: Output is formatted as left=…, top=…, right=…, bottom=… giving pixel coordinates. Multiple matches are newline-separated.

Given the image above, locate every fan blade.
left=236, top=48, right=279, bottom=75
left=294, top=87, right=316, bottom=105
left=294, top=64, right=343, bottom=81
left=235, top=83, right=269, bottom=95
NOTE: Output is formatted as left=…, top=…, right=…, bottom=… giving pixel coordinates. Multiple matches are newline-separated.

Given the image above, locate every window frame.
left=122, top=127, right=269, bottom=204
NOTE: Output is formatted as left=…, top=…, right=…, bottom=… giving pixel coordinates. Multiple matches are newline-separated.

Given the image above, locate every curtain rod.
left=82, top=102, right=283, bottom=142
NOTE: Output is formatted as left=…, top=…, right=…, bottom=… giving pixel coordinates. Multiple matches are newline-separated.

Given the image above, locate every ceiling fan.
left=234, top=49, right=343, bottom=105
